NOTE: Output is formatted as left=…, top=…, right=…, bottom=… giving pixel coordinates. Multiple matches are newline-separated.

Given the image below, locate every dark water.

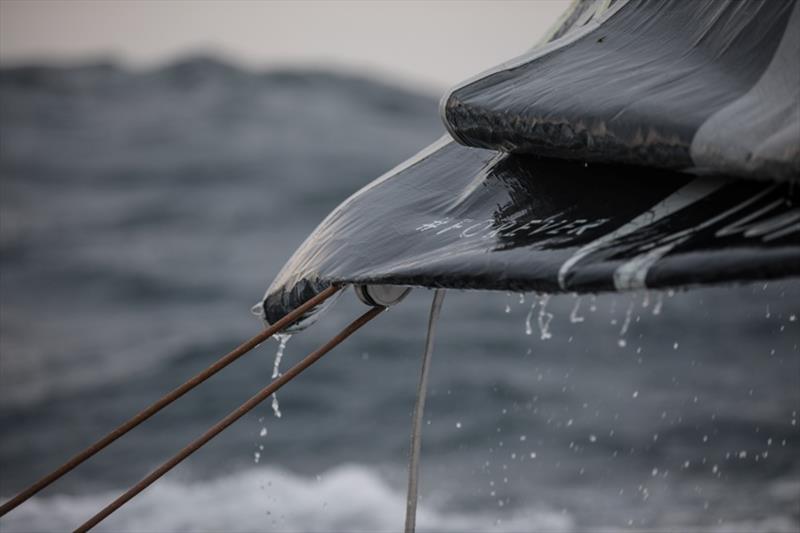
left=0, top=57, right=798, bottom=532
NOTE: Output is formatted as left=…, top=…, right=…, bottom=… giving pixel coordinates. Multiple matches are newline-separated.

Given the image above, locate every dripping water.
left=254, top=416, right=268, bottom=464
left=618, top=299, right=635, bottom=347
left=537, top=294, right=553, bottom=340
left=524, top=300, right=537, bottom=335
left=653, top=293, right=664, bottom=315
left=405, top=289, right=446, bottom=533
left=569, top=296, right=585, bottom=323
left=270, top=334, right=291, bottom=419
left=271, top=396, right=282, bottom=419
left=272, top=334, right=291, bottom=379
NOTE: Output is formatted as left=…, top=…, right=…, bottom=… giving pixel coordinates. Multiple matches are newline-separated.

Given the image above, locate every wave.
left=1, top=463, right=573, bottom=533
left=5, top=462, right=798, bottom=533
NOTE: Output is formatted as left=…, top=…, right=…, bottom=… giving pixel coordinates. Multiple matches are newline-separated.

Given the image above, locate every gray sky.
left=0, top=0, right=568, bottom=90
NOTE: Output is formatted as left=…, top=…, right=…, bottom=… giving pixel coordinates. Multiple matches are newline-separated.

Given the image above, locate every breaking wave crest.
left=2, top=463, right=573, bottom=533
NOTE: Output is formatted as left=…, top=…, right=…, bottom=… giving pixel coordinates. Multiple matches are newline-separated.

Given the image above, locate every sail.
left=443, top=0, right=799, bottom=181
left=260, top=0, right=800, bottom=322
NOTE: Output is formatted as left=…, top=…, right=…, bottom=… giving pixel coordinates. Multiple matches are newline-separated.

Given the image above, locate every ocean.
left=0, top=57, right=798, bottom=532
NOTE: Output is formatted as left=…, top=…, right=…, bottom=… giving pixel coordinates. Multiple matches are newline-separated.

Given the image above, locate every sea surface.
left=0, top=57, right=798, bottom=532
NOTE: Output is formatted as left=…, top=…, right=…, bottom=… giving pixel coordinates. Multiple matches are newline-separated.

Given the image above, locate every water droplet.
left=651, top=467, right=658, bottom=477
left=632, top=390, right=639, bottom=399
left=673, top=342, right=679, bottom=350
left=456, top=421, right=462, bottom=429
left=589, top=434, right=597, bottom=443
left=259, top=426, right=268, bottom=437
left=530, top=452, right=537, bottom=459
left=253, top=451, right=261, bottom=464
left=790, top=314, right=797, bottom=322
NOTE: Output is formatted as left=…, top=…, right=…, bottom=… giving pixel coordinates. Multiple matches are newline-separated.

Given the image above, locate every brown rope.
left=0, top=285, right=340, bottom=517
left=75, top=305, right=384, bottom=533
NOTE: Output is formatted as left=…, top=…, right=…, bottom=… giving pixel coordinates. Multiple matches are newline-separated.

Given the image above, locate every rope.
left=404, top=289, right=446, bottom=533
left=0, top=285, right=340, bottom=517
left=74, top=305, right=385, bottom=532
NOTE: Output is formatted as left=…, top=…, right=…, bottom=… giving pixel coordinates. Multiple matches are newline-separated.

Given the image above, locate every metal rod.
left=404, top=289, right=446, bottom=533
left=0, top=285, right=340, bottom=517
left=74, top=305, right=385, bottom=533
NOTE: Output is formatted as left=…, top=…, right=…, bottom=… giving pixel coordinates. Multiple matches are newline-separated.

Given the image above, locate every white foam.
left=1, top=464, right=573, bottom=533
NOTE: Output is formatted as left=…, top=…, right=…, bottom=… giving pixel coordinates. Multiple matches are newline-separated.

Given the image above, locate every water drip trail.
left=653, top=293, right=664, bottom=315
left=569, top=296, right=585, bottom=323
left=525, top=300, right=537, bottom=335
left=270, top=334, right=291, bottom=419
left=254, top=419, right=268, bottom=464
left=618, top=299, right=635, bottom=347
left=537, top=294, right=553, bottom=340
left=405, top=289, right=446, bottom=533
left=272, top=334, right=291, bottom=379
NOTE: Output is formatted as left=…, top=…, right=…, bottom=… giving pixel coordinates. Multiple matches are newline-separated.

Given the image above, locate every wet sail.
left=261, top=0, right=800, bottom=322
left=443, top=0, right=799, bottom=181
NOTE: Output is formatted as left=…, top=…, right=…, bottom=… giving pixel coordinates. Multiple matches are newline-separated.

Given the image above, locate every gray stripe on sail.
left=613, top=184, right=779, bottom=290
left=557, top=178, right=727, bottom=291
left=690, top=2, right=800, bottom=180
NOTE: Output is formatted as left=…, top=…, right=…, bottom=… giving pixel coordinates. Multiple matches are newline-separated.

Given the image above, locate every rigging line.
left=0, top=285, right=340, bottom=518
left=404, top=289, right=446, bottom=533
left=74, top=304, right=385, bottom=533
